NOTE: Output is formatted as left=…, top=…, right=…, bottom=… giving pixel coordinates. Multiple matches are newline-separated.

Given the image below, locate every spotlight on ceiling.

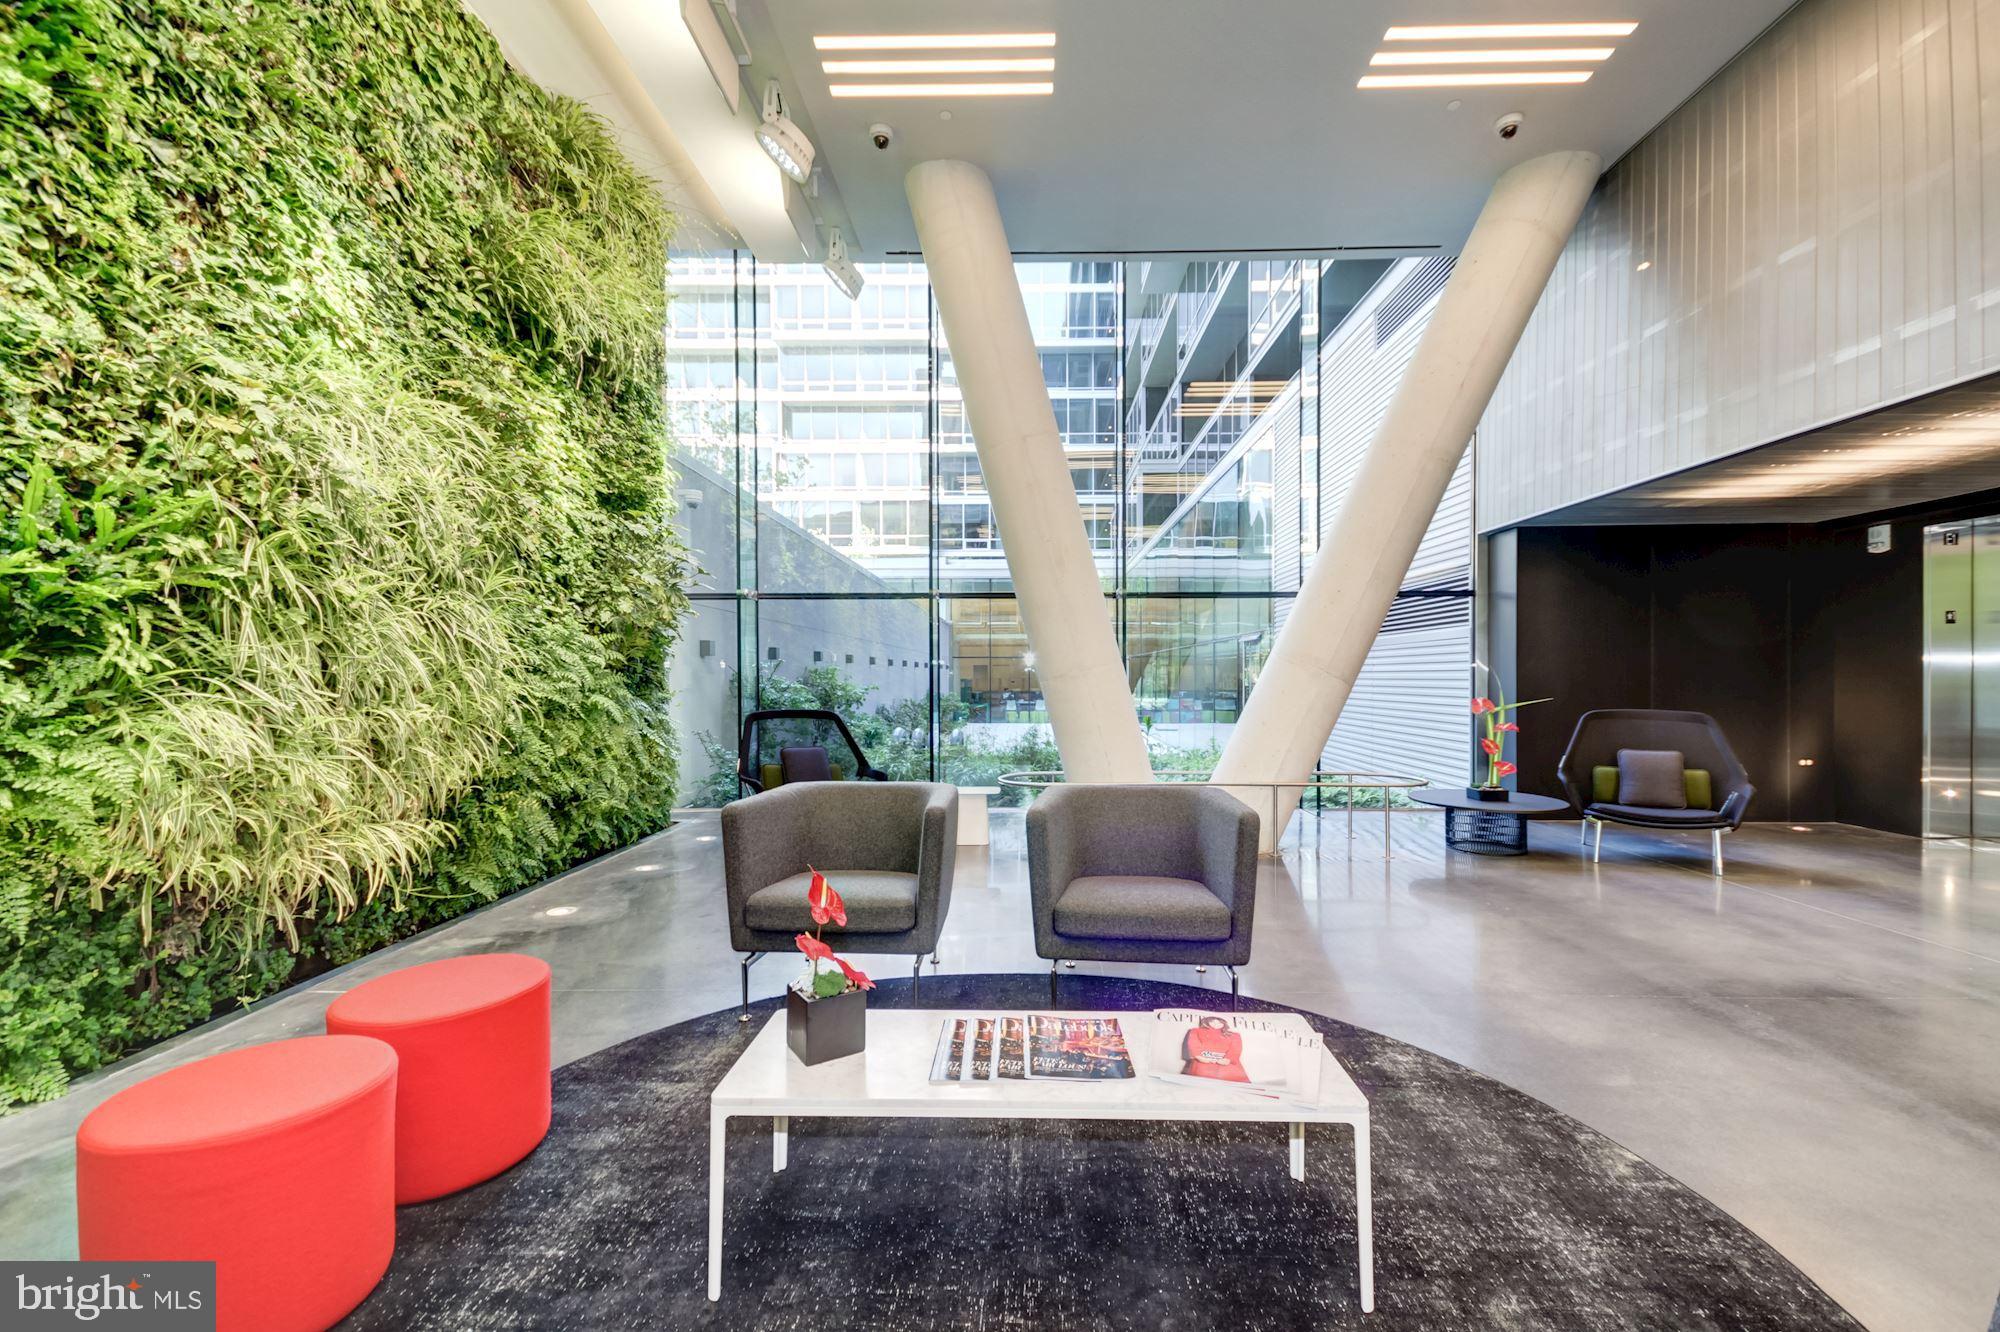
left=823, top=227, right=864, bottom=301
left=754, top=82, right=814, bottom=183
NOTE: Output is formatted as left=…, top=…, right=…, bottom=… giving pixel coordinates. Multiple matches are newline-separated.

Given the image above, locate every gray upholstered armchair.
left=1026, top=784, right=1259, bottom=1003
left=721, top=782, right=957, bottom=1019
left=1557, top=709, right=1755, bottom=873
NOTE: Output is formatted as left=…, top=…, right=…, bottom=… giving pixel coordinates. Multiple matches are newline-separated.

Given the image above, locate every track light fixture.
left=754, top=82, right=814, bottom=183
left=822, top=228, right=864, bottom=301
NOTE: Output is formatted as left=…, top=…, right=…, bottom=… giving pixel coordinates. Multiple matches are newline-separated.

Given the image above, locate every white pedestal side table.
left=954, top=786, right=1000, bottom=846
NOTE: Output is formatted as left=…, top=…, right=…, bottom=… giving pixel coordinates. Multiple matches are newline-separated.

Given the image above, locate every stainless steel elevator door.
left=1977, top=518, right=2000, bottom=839
left=1924, top=521, right=1972, bottom=838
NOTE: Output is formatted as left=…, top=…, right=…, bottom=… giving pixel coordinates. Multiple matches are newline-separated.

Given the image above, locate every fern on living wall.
left=0, top=0, right=690, bottom=1108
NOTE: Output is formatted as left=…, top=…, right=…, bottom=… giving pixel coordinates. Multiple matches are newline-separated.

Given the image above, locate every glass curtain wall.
left=666, top=252, right=1471, bottom=807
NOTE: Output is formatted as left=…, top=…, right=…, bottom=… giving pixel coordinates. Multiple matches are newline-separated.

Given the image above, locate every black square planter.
left=1465, top=785, right=1510, bottom=802
left=787, top=986, right=867, bottom=1066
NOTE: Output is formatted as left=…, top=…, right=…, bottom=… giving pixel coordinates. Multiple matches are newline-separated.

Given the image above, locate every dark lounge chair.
left=1026, top=784, right=1259, bottom=1003
left=1557, top=709, right=1755, bottom=874
left=721, top=782, right=957, bottom=1019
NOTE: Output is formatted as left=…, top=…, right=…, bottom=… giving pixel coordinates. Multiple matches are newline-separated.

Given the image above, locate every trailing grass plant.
left=0, top=0, right=689, bottom=1107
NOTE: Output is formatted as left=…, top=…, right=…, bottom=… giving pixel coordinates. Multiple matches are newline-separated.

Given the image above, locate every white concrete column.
left=906, top=160, right=1152, bottom=784
left=1212, top=150, right=1601, bottom=849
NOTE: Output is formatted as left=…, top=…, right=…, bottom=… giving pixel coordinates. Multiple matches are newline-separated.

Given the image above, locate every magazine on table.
left=1026, top=1015, right=1135, bottom=1080
left=929, top=1018, right=970, bottom=1082
left=997, top=1016, right=1027, bottom=1079
left=972, top=1018, right=995, bottom=1078
left=929, top=1014, right=1132, bottom=1083
left=1146, top=1009, right=1326, bottom=1106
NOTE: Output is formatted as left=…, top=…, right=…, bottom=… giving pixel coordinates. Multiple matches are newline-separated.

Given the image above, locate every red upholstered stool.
left=324, top=953, right=552, bottom=1204
left=76, top=1035, right=397, bottom=1332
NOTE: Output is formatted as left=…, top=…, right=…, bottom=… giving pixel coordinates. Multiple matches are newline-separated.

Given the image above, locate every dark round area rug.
left=341, top=974, right=1860, bottom=1331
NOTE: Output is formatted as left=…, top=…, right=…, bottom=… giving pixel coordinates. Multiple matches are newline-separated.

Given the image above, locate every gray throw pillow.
left=1617, top=748, right=1687, bottom=809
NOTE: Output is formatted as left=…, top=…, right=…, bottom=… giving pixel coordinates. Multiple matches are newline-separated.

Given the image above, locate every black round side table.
left=1411, top=788, right=1570, bottom=856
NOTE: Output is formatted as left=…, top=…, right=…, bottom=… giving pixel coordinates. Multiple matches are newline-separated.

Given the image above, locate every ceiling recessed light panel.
left=815, top=32, right=1056, bottom=97
left=813, top=32, right=1056, bottom=51
left=828, top=82, right=1055, bottom=98
left=1360, top=71, right=1595, bottom=88
left=1370, top=48, right=1615, bottom=65
left=821, top=58, right=1055, bottom=75
left=1384, top=22, right=1638, bottom=40
left=1360, top=22, right=1636, bottom=90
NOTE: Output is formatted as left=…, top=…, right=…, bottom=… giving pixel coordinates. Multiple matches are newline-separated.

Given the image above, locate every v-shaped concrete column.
left=1212, top=151, right=1602, bottom=849
left=906, top=160, right=1152, bottom=784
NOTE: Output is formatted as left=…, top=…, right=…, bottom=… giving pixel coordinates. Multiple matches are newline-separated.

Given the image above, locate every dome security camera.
left=869, top=123, right=895, bottom=151
left=1495, top=112, right=1525, bottom=141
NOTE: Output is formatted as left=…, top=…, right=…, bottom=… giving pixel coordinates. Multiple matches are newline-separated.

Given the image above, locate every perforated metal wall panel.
left=1480, top=0, right=2000, bottom=532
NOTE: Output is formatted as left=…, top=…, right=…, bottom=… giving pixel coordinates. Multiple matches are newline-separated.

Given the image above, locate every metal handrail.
left=994, top=770, right=1431, bottom=859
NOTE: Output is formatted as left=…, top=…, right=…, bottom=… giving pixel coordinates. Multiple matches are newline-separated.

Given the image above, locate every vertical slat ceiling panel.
left=1980, top=0, right=2000, bottom=359
left=1478, top=0, right=2000, bottom=532
left=1966, top=0, right=1986, bottom=359
left=1924, top=0, right=1955, bottom=383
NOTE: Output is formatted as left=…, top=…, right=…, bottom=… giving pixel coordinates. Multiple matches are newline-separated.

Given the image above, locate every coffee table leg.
left=708, top=1111, right=726, bottom=1301
left=773, top=1115, right=788, bottom=1172
left=1355, top=1117, right=1374, bottom=1313
left=1289, top=1121, right=1305, bottom=1181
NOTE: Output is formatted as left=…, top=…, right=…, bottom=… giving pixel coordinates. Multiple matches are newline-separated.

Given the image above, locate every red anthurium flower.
left=794, top=933, right=833, bottom=963
left=835, top=956, right=875, bottom=991
left=1470, top=697, right=1496, bottom=714
left=1496, top=761, right=1518, bottom=777
left=1480, top=737, right=1501, bottom=756
left=806, top=869, right=847, bottom=928
left=1496, top=722, right=1520, bottom=733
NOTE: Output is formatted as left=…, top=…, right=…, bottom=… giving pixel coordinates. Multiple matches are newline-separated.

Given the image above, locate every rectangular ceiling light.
left=1369, top=47, right=1615, bottom=65
left=820, top=58, right=1056, bottom=75
left=828, top=82, right=1055, bottom=97
left=1359, top=71, right=1595, bottom=88
left=814, top=33, right=1057, bottom=51
left=1383, top=22, right=1637, bottom=40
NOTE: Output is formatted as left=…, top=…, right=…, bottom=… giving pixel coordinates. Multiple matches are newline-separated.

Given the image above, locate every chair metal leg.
left=1227, top=965, right=1239, bottom=1010
left=739, top=952, right=764, bottom=1022
left=1711, top=828, right=1725, bottom=875
left=1049, top=961, right=1060, bottom=1006
left=911, top=955, right=922, bottom=1005
left=1579, top=818, right=1589, bottom=847
left=1592, top=818, right=1604, bottom=863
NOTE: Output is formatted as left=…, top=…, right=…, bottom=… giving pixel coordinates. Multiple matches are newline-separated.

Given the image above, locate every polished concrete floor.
left=2, top=811, right=1996, bottom=1332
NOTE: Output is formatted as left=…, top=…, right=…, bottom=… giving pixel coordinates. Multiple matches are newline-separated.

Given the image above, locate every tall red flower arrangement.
left=794, top=868, right=874, bottom=1000
left=1471, top=671, right=1550, bottom=789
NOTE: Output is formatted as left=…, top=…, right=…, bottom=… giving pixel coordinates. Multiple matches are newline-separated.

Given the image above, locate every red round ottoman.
left=76, top=1035, right=397, bottom=1332
left=324, top=953, right=552, bottom=1204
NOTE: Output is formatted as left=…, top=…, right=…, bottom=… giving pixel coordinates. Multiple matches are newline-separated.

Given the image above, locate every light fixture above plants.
left=754, top=82, right=814, bottom=183
left=814, top=31, right=1056, bottom=97
left=822, top=227, right=864, bottom=301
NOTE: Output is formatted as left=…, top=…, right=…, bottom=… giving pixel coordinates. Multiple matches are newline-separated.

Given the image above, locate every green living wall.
left=0, top=0, right=689, bottom=1108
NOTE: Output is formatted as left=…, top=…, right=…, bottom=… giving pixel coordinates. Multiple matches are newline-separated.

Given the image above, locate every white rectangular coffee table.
left=708, top=1009, right=1373, bottom=1311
